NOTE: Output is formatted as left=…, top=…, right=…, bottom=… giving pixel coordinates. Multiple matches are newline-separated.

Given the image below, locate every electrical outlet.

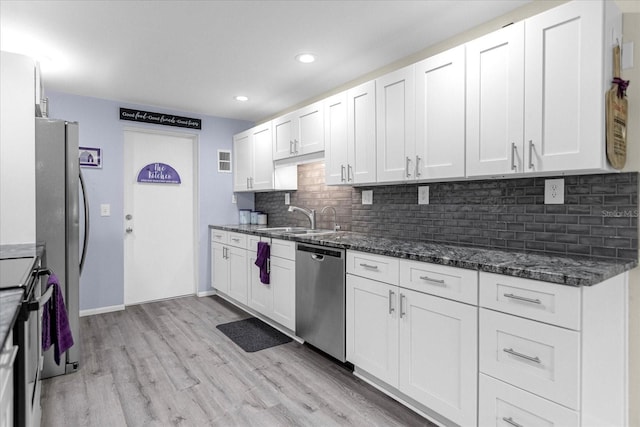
left=544, top=178, right=565, bottom=204
left=231, top=194, right=237, bottom=204
left=284, top=193, right=290, bottom=205
left=418, top=186, right=429, bottom=205
left=100, top=203, right=111, bottom=217
left=362, top=190, right=373, bottom=205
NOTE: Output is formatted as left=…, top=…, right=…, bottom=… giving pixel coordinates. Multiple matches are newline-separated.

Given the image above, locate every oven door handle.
left=26, top=285, right=54, bottom=312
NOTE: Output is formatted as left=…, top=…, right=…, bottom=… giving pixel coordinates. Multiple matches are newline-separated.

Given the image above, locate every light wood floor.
left=41, top=295, right=433, bottom=426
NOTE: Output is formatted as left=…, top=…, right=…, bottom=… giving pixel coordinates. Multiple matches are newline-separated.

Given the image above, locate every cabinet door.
left=247, top=236, right=271, bottom=316
left=376, top=65, right=415, bottom=183
left=251, top=122, right=274, bottom=190
left=524, top=0, right=606, bottom=173
left=270, top=256, right=296, bottom=330
left=232, top=130, right=252, bottom=191
left=297, top=101, right=324, bottom=155
left=415, top=46, right=466, bottom=180
left=273, top=114, right=295, bottom=160
left=399, top=289, right=478, bottom=427
left=466, top=22, right=524, bottom=177
left=348, top=80, right=376, bottom=184
left=324, top=92, right=348, bottom=185
left=346, top=274, right=399, bottom=387
left=227, top=246, right=248, bottom=305
left=211, top=242, right=229, bottom=295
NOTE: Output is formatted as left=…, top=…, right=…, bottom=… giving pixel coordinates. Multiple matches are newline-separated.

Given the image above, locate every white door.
left=270, top=255, right=296, bottom=330
left=376, top=65, right=415, bottom=183
left=524, top=0, right=604, bottom=173
left=124, top=129, right=197, bottom=305
left=415, top=45, right=466, bottom=180
left=273, top=114, right=295, bottom=160
left=296, top=101, right=324, bottom=155
left=466, top=22, right=524, bottom=177
left=232, top=129, right=251, bottom=192
left=324, top=91, right=348, bottom=185
left=346, top=274, right=399, bottom=387
left=398, top=289, right=478, bottom=426
left=251, top=123, right=274, bottom=190
left=348, top=80, right=377, bottom=184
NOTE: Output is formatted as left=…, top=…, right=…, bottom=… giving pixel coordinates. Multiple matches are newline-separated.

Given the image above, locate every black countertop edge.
left=209, top=224, right=637, bottom=287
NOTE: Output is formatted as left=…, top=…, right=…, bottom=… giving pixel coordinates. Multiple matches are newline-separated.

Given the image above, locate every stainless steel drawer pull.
left=502, top=417, right=524, bottom=427
left=231, top=238, right=240, bottom=242
left=511, top=142, right=517, bottom=171
left=400, top=294, right=406, bottom=318
left=504, top=293, right=542, bottom=305
left=359, top=263, right=379, bottom=270
left=528, top=140, right=535, bottom=170
left=420, top=275, right=445, bottom=285
left=340, top=165, right=346, bottom=182
left=503, top=347, right=541, bottom=364
left=388, top=290, right=395, bottom=314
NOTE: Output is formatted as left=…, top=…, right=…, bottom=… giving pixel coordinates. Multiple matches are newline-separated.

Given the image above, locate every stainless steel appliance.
left=295, top=243, right=346, bottom=362
left=35, top=118, right=89, bottom=378
left=0, top=256, right=52, bottom=427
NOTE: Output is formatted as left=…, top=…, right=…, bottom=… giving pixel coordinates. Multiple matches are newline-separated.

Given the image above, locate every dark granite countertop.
left=0, top=289, right=24, bottom=350
left=0, top=243, right=44, bottom=350
left=210, top=224, right=637, bottom=287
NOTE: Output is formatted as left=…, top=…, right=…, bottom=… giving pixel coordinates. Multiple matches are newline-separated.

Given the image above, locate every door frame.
left=123, top=125, right=200, bottom=305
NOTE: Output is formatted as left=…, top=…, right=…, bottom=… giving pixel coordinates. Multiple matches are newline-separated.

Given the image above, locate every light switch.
left=100, top=203, right=111, bottom=216
left=231, top=194, right=237, bottom=204
left=285, top=193, right=290, bottom=205
left=362, top=190, right=373, bottom=205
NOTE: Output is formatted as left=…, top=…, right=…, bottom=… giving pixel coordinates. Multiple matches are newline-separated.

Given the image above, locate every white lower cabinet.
left=210, top=231, right=248, bottom=305
left=247, top=237, right=296, bottom=331
left=0, top=332, right=16, bottom=427
left=479, top=374, right=579, bottom=427
left=346, top=250, right=478, bottom=426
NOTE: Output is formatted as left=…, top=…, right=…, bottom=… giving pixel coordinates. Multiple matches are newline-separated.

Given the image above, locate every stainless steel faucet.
left=288, top=205, right=316, bottom=229
left=321, top=206, right=340, bottom=231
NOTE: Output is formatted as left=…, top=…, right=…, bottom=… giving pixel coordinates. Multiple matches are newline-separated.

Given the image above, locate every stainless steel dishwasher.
left=295, top=243, right=346, bottom=362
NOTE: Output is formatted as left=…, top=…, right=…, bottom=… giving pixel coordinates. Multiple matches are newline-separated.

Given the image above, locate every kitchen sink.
left=256, top=227, right=336, bottom=236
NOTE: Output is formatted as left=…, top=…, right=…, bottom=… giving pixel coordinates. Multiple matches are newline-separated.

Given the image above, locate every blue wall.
left=47, top=91, right=254, bottom=311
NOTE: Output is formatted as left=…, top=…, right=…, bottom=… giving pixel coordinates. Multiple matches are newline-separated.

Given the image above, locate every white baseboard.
left=197, top=289, right=217, bottom=297
left=79, top=304, right=125, bottom=317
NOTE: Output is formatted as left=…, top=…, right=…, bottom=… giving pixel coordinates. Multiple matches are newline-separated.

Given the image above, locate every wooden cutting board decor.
left=606, top=45, right=629, bottom=170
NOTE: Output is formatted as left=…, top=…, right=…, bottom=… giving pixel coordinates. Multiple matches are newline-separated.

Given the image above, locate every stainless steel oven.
left=1, top=257, right=52, bottom=427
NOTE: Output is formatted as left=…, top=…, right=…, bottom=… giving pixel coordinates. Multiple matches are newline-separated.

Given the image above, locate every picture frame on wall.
left=79, top=146, right=101, bottom=168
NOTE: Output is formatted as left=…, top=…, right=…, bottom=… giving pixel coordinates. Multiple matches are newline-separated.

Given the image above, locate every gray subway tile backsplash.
left=255, top=162, right=638, bottom=262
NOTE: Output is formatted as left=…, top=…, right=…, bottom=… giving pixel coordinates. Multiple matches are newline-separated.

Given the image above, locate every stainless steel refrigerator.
left=35, top=117, right=89, bottom=378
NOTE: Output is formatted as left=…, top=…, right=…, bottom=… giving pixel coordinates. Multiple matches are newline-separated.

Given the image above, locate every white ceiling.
left=1, top=0, right=532, bottom=122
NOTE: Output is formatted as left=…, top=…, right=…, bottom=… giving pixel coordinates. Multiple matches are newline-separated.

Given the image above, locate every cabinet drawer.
left=211, top=229, right=227, bottom=244
left=347, top=251, right=399, bottom=285
left=400, top=260, right=478, bottom=305
left=271, top=239, right=295, bottom=260
left=228, top=232, right=248, bottom=249
left=480, top=309, right=580, bottom=410
left=479, top=272, right=580, bottom=330
left=479, top=374, right=578, bottom=427
left=247, top=235, right=263, bottom=255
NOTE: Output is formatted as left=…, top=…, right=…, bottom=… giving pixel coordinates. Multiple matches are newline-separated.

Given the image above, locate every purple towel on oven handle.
left=254, top=241, right=270, bottom=284
left=42, top=273, right=74, bottom=365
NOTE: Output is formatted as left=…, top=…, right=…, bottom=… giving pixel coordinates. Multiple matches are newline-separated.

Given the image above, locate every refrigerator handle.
left=79, top=168, right=89, bottom=275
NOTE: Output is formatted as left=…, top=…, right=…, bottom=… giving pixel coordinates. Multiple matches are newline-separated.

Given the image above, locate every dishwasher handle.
left=297, top=244, right=344, bottom=259
left=311, top=254, right=324, bottom=262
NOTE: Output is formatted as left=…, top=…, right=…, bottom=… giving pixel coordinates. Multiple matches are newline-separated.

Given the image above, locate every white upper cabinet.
left=324, top=91, right=348, bottom=185
left=376, top=65, right=416, bottom=183
left=466, top=22, right=525, bottom=177
left=273, top=100, right=324, bottom=160
left=234, top=122, right=296, bottom=193
left=348, top=80, right=377, bottom=184
left=524, top=0, right=618, bottom=173
left=232, top=129, right=253, bottom=192
left=415, top=46, right=466, bottom=180
left=325, top=81, right=377, bottom=186
left=467, top=0, right=620, bottom=178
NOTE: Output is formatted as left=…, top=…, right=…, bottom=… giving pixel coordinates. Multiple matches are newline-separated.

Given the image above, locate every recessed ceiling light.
left=235, top=95, right=249, bottom=102
left=295, top=53, right=316, bottom=64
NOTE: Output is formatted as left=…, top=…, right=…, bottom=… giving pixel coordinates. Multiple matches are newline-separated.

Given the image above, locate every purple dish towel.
left=254, top=241, right=270, bottom=284
left=42, top=273, right=74, bottom=365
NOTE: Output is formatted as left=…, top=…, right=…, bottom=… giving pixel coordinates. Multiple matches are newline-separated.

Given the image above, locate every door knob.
left=126, top=227, right=133, bottom=233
